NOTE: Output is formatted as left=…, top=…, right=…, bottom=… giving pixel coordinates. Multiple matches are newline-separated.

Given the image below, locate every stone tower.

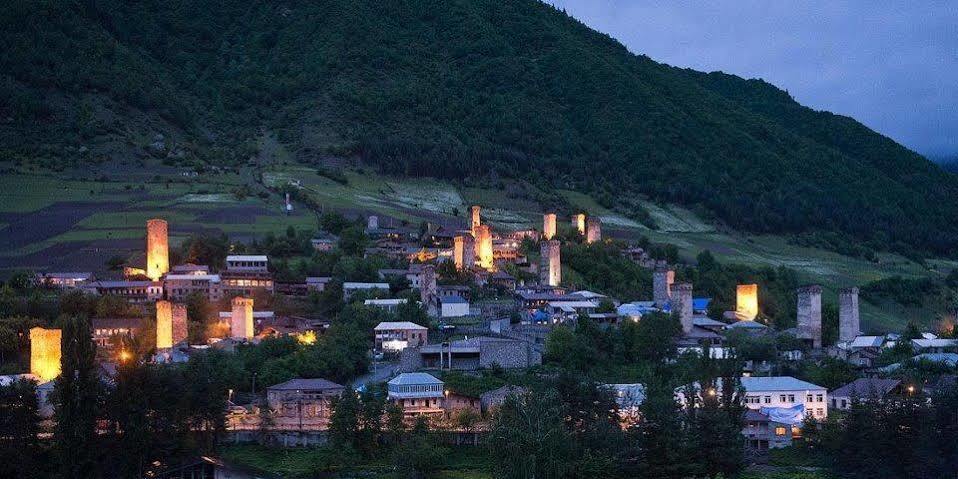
left=469, top=205, right=481, bottom=236
left=571, top=214, right=586, bottom=235
left=453, top=234, right=475, bottom=270
left=367, top=215, right=379, bottom=231
left=539, top=240, right=561, bottom=287
left=652, top=261, right=674, bottom=307
left=839, top=287, right=861, bottom=342
left=420, top=264, right=437, bottom=307
left=30, top=327, right=61, bottom=382
left=797, top=285, right=823, bottom=349
left=542, top=213, right=557, bottom=240
left=736, top=284, right=759, bottom=321
left=156, top=300, right=173, bottom=349
left=146, top=218, right=170, bottom=281
left=172, top=303, right=188, bottom=345
left=586, top=217, right=602, bottom=243
left=230, top=297, right=254, bottom=340
left=475, top=224, right=494, bottom=270
left=672, top=283, right=694, bottom=334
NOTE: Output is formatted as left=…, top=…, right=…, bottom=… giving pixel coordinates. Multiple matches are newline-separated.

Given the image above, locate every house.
left=164, top=274, right=223, bottom=302
left=445, top=392, right=480, bottom=414
left=36, top=272, right=93, bottom=288
left=266, top=378, right=345, bottom=430
left=488, top=270, right=517, bottom=290
left=81, top=280, right=163, bottom=303
left=222, top=255, right=273, bottom=297
left=740, top=376, right=828, bottom=421
left=365, top=298, right=409, bottom=313
left=305, top=277, right=332, bottom=292
left=374, top=321, right=428, bottom=352
left=225, top=255, right=269, bottom=273
left=387, top=373, right=446, bottom=417
left=480, top=386, right=527, bottom=414
left=310, top=236, right=337, bottom=252
left=91, top=317, right=142, bottom=347
left=404, top=336, right=540, bottom=371
left=911, top=338, right=958, bottom=353
left=342, top=282, right=390, bottom=301
left=743, top=409, right=793, bottom=450
left=438, top=285, right=471, bottom=301
left=440, top=295, right=470, bottom=318
left=829, top=378, right=903, bottom=410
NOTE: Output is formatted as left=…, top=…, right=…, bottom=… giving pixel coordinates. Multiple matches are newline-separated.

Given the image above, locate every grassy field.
left=0, top=157, right=951, bottom=331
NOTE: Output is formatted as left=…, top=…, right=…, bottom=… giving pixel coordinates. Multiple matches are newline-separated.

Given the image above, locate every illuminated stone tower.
left=797, top=285, right=823, bottom=349
left=231, top=297, right=254, bottom=340
left=475, top=225, right=494, bottom=270
left=172, top=303, right=188, bottom=345
left=586, top=217, right=602, bottom=243
left=146, top=218, right=170, bottom=281
left=469, top=205, right=481, bottom=236
left=156, top=300, right=173, bottom=349
left=30, top=327, right=61, bottom=382
left=736, top=284, right=759, bottom=321
left=672, top=283, right=694, bottom=334
left=539, top=240, right=561, bottom=287
left=542, top=213, right=557, bottom=240
left=652, top=261, right=674, bottom=307
left=571, top=214, right=586, bottom=235
left=453, top=235, right=475, bottom=270
left=839, top=287, right=860, bottom=342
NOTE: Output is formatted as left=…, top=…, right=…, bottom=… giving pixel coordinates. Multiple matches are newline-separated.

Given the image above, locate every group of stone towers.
left=796, top=285, right=861, bottom=348
left=454, top=205, right=494, bottom=271
left=541, top=212, right=601, bottom=243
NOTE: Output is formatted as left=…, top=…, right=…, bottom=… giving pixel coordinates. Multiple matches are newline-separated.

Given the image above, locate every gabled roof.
left=830, top=378, right=901, bottom=398
left=741, top=376, right=825, bottom=392
left=849, top=336, right=884, bottom=348
left=374, top=321, right=427, bottom=331
left=441, top=295, right=468, bottom=304
left=726, top=320, right=767, bottom=330
left=388, top=372, right=442, bottom=386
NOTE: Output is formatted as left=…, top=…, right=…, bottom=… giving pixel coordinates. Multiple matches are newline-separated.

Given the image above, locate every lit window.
left=775, top=426, right=786, bottom=436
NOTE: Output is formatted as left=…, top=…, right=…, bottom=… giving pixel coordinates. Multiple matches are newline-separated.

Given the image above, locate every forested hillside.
left=3, top=0, right=957, bottom=257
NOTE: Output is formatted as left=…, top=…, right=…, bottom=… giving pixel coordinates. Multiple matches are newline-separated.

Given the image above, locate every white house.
left=440, top=295, right=470, bottom=318
left=374, top=321, right=428, bottom=352
left=387, top=372, right=445, bottom=417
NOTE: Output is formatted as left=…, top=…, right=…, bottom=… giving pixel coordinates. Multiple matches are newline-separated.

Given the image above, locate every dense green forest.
left=3, top=0, right=958, bottom=256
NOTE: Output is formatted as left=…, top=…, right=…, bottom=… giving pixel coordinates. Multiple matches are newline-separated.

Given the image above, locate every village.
left=5, top=203, right=956, bottom=471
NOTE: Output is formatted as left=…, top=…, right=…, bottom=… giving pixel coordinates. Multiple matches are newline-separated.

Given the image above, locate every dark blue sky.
left=549, top=0, right=957, bottom=159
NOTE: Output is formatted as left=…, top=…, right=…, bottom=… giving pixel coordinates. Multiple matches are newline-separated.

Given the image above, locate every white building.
left=374, top=321, right=428, bottom=352
left=741, top=376, right=828, bottom=421
left=364, top=298, right=409, bottom=312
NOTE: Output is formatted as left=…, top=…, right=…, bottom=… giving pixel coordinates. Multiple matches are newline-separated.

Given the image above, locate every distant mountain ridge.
left=2, top=0, right=957, bottom=256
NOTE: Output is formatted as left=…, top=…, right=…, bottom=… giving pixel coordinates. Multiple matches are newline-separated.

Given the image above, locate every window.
left=779, top=394, right=786, bottom=402
left=763, top=396, right=771, bottom=404
left=775, top=426, right=787, bottom=436
left=788, top=394, right=795, bottom=402
left=806, top=394, right=813, bottom=402
left=816, top=394, right=824, bottom=402
left=841, top=399, right=847, bottom=408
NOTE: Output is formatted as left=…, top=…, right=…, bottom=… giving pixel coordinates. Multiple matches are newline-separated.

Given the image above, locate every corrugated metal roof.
left=741, top=376, right=825, bottom=392
left=388, top=373, right=442, bottom=386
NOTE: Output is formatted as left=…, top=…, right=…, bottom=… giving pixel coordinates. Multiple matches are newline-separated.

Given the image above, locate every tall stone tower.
left=571, top=214, right=586, bottom=235
left=652, top=261, right=674, bottom=307
left=367, top=215, right=379, bottom=231
left=156, top=300, right=173, bottom=349
left=30, top=327, right=61, bottom=382
left=172, top=303, right=188, bottom=345
left=542, top=213, right=557, bottom=240
left=839, top=287, right=861, bottom=342
left=230, top=297, right=254, bottom=340
left=797, top=285, right=823, bottom=349
left=475, top=224, right=494, bottom=270
left=469, top=205, right=481, bottom=236
left=586, top=217, right=602, bottom=243
left=146, top=218, right=170, bottom=281
left=453, top=234, right=475, bottom=270
left=736, top=284, right=759, bottom=321
left=539, top=240, right=561, bottom=287
left=672, top=283, right=694, bottom=334
left=420, top=264, right=437, bottom=307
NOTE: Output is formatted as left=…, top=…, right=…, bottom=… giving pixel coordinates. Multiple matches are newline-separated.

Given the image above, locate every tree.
left=0, top=378, right=43, bottom=478
left=106, top=353, right=151, bottom=478
left=392, top=415, right=446, bottom=479
left=634, top=370, right=690, bottom=479
left=329, top=390, right=361, bottom=452
left=338, top=226, right=368, bottom=256
left=488, top=390, right=570, bottom=479
left=54, top=315, right=100, bottom=478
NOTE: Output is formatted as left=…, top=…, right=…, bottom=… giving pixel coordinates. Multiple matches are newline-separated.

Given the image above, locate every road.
left=350, top=360, right=399, bottom=392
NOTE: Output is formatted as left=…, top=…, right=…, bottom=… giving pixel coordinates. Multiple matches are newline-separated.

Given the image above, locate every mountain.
left=3, top=0, right=958, bottom=257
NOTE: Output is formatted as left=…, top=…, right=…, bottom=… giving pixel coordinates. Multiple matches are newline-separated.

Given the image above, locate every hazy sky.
left=549, top=0, right=957, bottom=158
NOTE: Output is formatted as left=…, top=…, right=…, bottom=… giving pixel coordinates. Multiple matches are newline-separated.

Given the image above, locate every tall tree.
left=53, top=315, right=100, bottom=478
left=0, top=378, right=43, bottom=478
